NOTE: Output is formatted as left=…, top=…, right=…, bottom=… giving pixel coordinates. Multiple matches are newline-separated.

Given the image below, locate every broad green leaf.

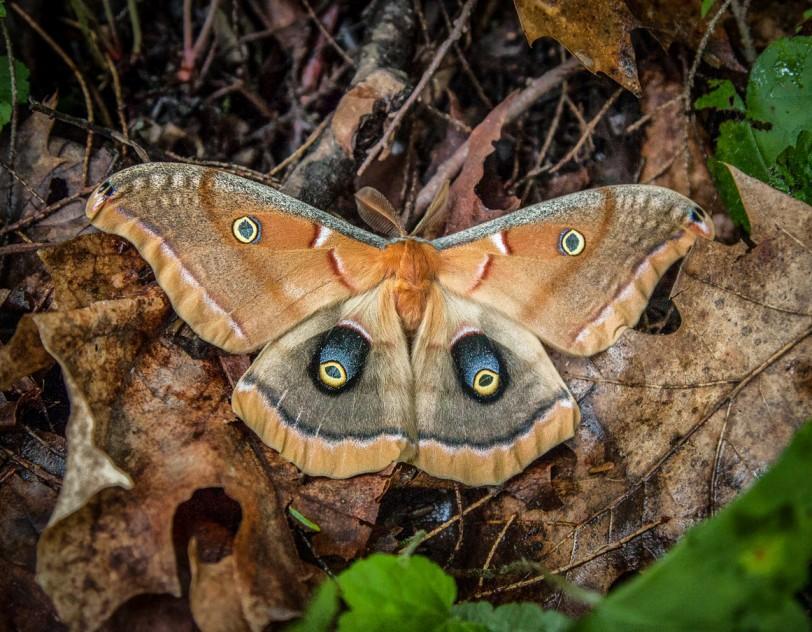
left=0, top=57, right=30, bottom=131
left=287, top=580, right=340, bottom=632
left=694, top=79, right=745, bottom=112
left=768, top=129, right=812, bottom=204
left=453, top=602, right=573, bottom=632
left=336, top=553, right=457, bottom=631
left=746, top=36, right=812, bottom=164
left=576, top=421, right=812, bottom=632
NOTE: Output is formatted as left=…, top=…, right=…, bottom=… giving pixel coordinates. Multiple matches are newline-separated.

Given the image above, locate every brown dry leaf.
left=638, top=66, right=719, bottom=215
left=444, top=94, right=520, bottom=235
left=626, top=0, right=742, bottom=70
left=0, top=235, right=153, bottom=390
left=0, top=428, right=65, bottom=632
left=465, top=169, right=810, bottom=605
left=9, top=236, right=309, bottom=630
left=5, top=97, right=113, bottom=243
left=513, top=0, right=641, bottom=95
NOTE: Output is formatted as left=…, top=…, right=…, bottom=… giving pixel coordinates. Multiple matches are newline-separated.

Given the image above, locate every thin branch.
left=270, top=117, right=330, bottom=177
left=11, top=1, right=95, bottom=186
left=357, top=0, right=478, bottom=176
left=400, top=489, right=501, bottom=552
left=549, top=87, right=623, bottom=173
left=475, top=518, right=667, bottom=598
left=414, top=57, right=581, bottom=215
left=0, top=191, right=92, bottom=238
left=300, top=0, right=355, bottom=67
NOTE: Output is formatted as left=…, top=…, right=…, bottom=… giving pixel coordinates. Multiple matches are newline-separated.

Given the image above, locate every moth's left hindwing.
left=233, top=283, right=416, bottom=477
left=86, top=163, right=387, bottom=353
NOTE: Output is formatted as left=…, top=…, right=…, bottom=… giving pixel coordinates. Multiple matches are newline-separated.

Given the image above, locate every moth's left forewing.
left=434, top=185, right=714, bottom=356
left=86, top=163, right=387, bottom=353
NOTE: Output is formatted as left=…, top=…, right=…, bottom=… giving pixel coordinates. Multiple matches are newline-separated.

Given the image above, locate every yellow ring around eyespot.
left=232, top=216, right=260, bottom=244
left=473, top=369, right=500, bottom=397
left=560, top=228, right=585, bottom=256
left=319, top=361, right=347, bottom=389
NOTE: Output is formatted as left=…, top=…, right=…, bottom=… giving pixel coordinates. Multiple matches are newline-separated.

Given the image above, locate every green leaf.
left=700, top=0, right=717, bottom=18
left=768, top=129, right=812, bottom=204
left=0, top=1, right=5, bottom=19
left=336, top=553, right=457, bottom=631
left=575, top=421, right=812, bottom=632
left=453, top=602, right=573, bottom=632
left=746, top=36, right=812, bottom=164
left=0, top=57, right=30, bottom=131
left=695, top=79, right=745, bottom=112
left=286, top=580, right=340, bottom=632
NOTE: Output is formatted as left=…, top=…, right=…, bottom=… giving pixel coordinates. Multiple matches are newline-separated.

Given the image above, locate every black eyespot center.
left=238, top=219, right=254, bottom=238
left=451, top=333, right=507, bottom=403
left=688, top=207, right=703, bottom=223
left=310, top=324, right=370, bottom=396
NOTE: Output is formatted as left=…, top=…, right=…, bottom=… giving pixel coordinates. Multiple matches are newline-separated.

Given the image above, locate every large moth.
left=86, top=163, right=714, bottom=486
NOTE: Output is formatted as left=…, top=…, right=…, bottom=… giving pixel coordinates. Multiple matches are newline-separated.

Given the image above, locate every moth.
left=86, top=163, right=714, bottom=486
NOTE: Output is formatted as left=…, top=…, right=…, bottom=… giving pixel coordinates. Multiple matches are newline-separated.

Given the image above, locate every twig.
left=477, top=514, right=516, bottom=590
left=624, top=94, right=684, bottom=134
left=475, top=518, right=667, bottom=598
left=400, top=489, right=501, bottom=552
left=0, top=242, right=49, bottom=256
left=517, top=80, right=568, bottom=199
left=0, top=191, right=92, bottom=238
left=105, top=54, right=131, bottom=157
left=1, top=20, right=19, bottom=223
left=270, top=117, right=330, bottom=177
left=415, top=57, right=580, bottom=215
left=730, top=0, right=756, bottom=64
left=11, top=2, right=95, bottom=186
left=709, top=401, right=733, bottom=516
left=300, top=0, right=355, bottom=67
left=0, top=157, right=47, bottom=210
left=357, top=0, right=477, bottom=176
left=550, top=87, right=623, bottom=173
left=179, top=0, right=221, bottom=81
left=29, top=99, right=150, bottom=162
left=127, top=0, right=142, bottom=57
left=0, top=445, right=62, bottom=489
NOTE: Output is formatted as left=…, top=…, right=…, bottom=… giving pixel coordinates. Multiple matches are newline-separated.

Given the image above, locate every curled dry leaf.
left=0, top=234, right=153, bottom=390
left=513, top=0, right=641, bottom=95
left=470, top=169, right=811, bottom=605
left=443, top=94, right=520, bottom=235
left=10, top=235, right=310, bottom=631
left=331, top=69, right=407, bottom=157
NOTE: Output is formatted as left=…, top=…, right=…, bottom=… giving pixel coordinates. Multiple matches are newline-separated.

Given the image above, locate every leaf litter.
left=1, top=1, right=811, bottom=630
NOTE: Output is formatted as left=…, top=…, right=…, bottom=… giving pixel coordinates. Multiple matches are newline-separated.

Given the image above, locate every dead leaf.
left=5, top=96, right=113, bottom=243
left=626, top=0, right=743, bottom=71
left=639, top=66, right=719, bottom=215
left=0, top=430, right=64, bottom=631
left=513, top=0, right=641, bottom=95
left=444, top=93, right=520, bottom=234
left=441, top=172, right=811, bottom=606
left=13, top=236, right=309, bottom=631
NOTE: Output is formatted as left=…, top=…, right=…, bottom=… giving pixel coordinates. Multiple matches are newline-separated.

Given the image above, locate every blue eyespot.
left=451, top=332, right=506, bottom=402
left=312, top=324, right=370, bottom=393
